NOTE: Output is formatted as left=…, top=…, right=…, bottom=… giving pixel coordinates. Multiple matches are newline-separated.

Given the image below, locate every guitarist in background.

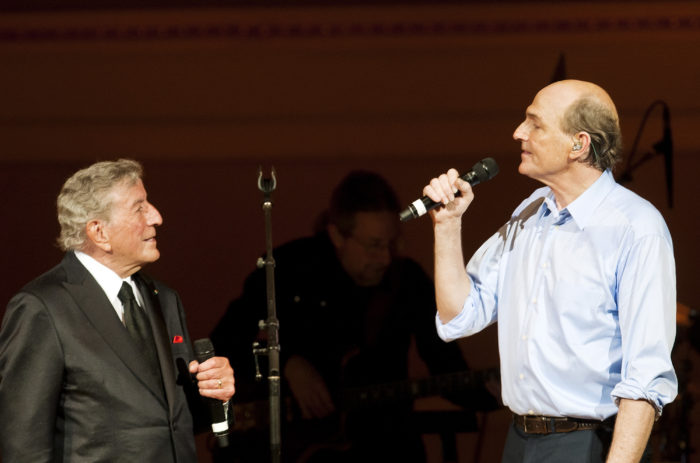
left=211, top=170, right=498, bottom=463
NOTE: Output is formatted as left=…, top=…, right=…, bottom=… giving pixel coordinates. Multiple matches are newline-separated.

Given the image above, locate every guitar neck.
left=341, top=367, right=499, bottom=409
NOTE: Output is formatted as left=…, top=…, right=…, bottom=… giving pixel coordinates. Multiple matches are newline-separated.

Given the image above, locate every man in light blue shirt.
left=421, top=80, right=676, bottom=462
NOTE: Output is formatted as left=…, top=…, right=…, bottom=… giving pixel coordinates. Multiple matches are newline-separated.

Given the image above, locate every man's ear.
left=86, top=219, right=112, bottom=253
left=327, top=223, right=345, bottom=250
left=570, top=131, right=592, bottom=161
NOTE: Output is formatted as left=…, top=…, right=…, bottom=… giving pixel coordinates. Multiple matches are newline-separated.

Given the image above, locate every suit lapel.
left=60, top=253, right=167, bottom=406
left=134, top=273, right=178, bottom=417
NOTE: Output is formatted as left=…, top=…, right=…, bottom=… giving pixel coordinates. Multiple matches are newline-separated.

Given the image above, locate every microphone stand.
left=616, top=99, right=674, bottom=208
left=253, top=167, right=282, bottom=463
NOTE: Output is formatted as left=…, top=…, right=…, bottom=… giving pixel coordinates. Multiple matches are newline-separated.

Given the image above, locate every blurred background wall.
left=1, top=1, right=698, bottom=461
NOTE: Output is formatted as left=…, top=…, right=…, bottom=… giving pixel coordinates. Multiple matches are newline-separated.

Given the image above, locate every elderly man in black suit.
left=0, top=159, right=235, bottom=462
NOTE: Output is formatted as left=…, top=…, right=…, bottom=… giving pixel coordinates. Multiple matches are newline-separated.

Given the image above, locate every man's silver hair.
left=56, top=159, right=143, bottom=251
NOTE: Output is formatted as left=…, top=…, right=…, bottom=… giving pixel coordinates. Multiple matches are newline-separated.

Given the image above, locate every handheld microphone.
left=399, top=157, right=499, bottom=222
left=193, top=338, right=230, bottom=448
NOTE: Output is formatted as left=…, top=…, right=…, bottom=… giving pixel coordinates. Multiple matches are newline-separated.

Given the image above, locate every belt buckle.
left=522, top=416, right=547, bottom=434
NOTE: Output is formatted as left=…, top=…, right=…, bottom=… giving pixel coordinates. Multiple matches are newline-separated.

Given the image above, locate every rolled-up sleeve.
left=610, top=233, right=678, bottom=416
left=436, top=295, right=476, bottom=342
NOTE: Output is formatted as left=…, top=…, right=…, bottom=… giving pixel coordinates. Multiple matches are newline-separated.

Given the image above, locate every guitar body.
left=218, top=368, right=500, bottom=463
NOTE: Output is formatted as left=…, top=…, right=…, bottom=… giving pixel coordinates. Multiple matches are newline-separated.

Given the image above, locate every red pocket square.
left=172, top=335, right=184, bottom=344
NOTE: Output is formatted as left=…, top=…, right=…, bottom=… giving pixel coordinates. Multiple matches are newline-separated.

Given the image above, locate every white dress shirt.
left=74, top=251, right=144, bottom=323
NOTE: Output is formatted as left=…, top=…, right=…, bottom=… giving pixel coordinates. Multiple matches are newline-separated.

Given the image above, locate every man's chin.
left=144, top=249, right=161, bottom=264
left=517, top=159, right=530, bottom=175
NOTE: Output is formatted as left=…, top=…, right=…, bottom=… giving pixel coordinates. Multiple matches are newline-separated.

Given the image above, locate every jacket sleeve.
left=0, top=292, right=65, bottom=462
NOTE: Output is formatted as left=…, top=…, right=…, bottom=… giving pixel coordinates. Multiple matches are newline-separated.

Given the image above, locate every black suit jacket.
left=0, top=253, right=204, bottom=462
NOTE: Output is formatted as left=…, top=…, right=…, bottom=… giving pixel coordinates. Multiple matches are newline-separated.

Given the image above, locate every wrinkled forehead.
left=103, top=178, right=146, bottom=211
left=349, top=210, right=399, bottom=241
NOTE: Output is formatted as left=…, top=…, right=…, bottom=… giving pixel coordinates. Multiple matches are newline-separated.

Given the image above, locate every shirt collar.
left=565, top=169, right=617, bottom=230
left=537, top=170, right=616, bottom=229
left=74, top=251, right=141, bottom=306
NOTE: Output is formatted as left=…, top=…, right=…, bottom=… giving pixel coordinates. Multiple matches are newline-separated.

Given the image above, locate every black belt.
left=513, top=414, right=604, bottom=434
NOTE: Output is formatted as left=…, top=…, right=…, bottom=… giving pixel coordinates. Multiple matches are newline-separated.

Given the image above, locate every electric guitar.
left=230, top=367, right=500, bottom=460
left=339, top=367, right=500, bottom=410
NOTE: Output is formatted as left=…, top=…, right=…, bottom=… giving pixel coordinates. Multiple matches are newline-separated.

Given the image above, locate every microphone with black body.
left=193, top=337, right=230, bottom=448
left=399, top=157, right=500, bottom=222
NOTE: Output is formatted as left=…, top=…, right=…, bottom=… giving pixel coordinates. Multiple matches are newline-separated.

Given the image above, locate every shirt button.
left=519, top=374, right=525, bottom=380
left=522, top=335, right=528, bottom=341
left=532, top=298, right=537, bottom=304
left=528, top=410, right=535, bottom=415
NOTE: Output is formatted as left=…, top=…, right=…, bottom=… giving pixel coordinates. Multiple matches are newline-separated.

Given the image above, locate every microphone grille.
left=193, top=337, right=216, bottom=362
left=480, top=157, right=499, bottom=180
left=471, top=157, right=499, bottom=183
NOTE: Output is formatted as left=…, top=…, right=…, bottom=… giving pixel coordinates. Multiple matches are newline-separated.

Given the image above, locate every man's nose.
left=147, top=203, right=163, bottom=226
left=373, top=245, right=393, bottom=266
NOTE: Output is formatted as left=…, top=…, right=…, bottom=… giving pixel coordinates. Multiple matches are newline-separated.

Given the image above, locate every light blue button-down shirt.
left=437, top=170, right=677, bottom=419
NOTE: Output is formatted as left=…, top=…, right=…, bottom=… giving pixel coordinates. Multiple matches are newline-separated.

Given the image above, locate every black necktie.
left=118, top=281, right=160, bottom=373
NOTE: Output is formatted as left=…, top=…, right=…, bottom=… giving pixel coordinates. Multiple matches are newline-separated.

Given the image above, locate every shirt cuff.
left=611, top=379, right=676, bottom=420
left=435, top=297, right=474, bottom=342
